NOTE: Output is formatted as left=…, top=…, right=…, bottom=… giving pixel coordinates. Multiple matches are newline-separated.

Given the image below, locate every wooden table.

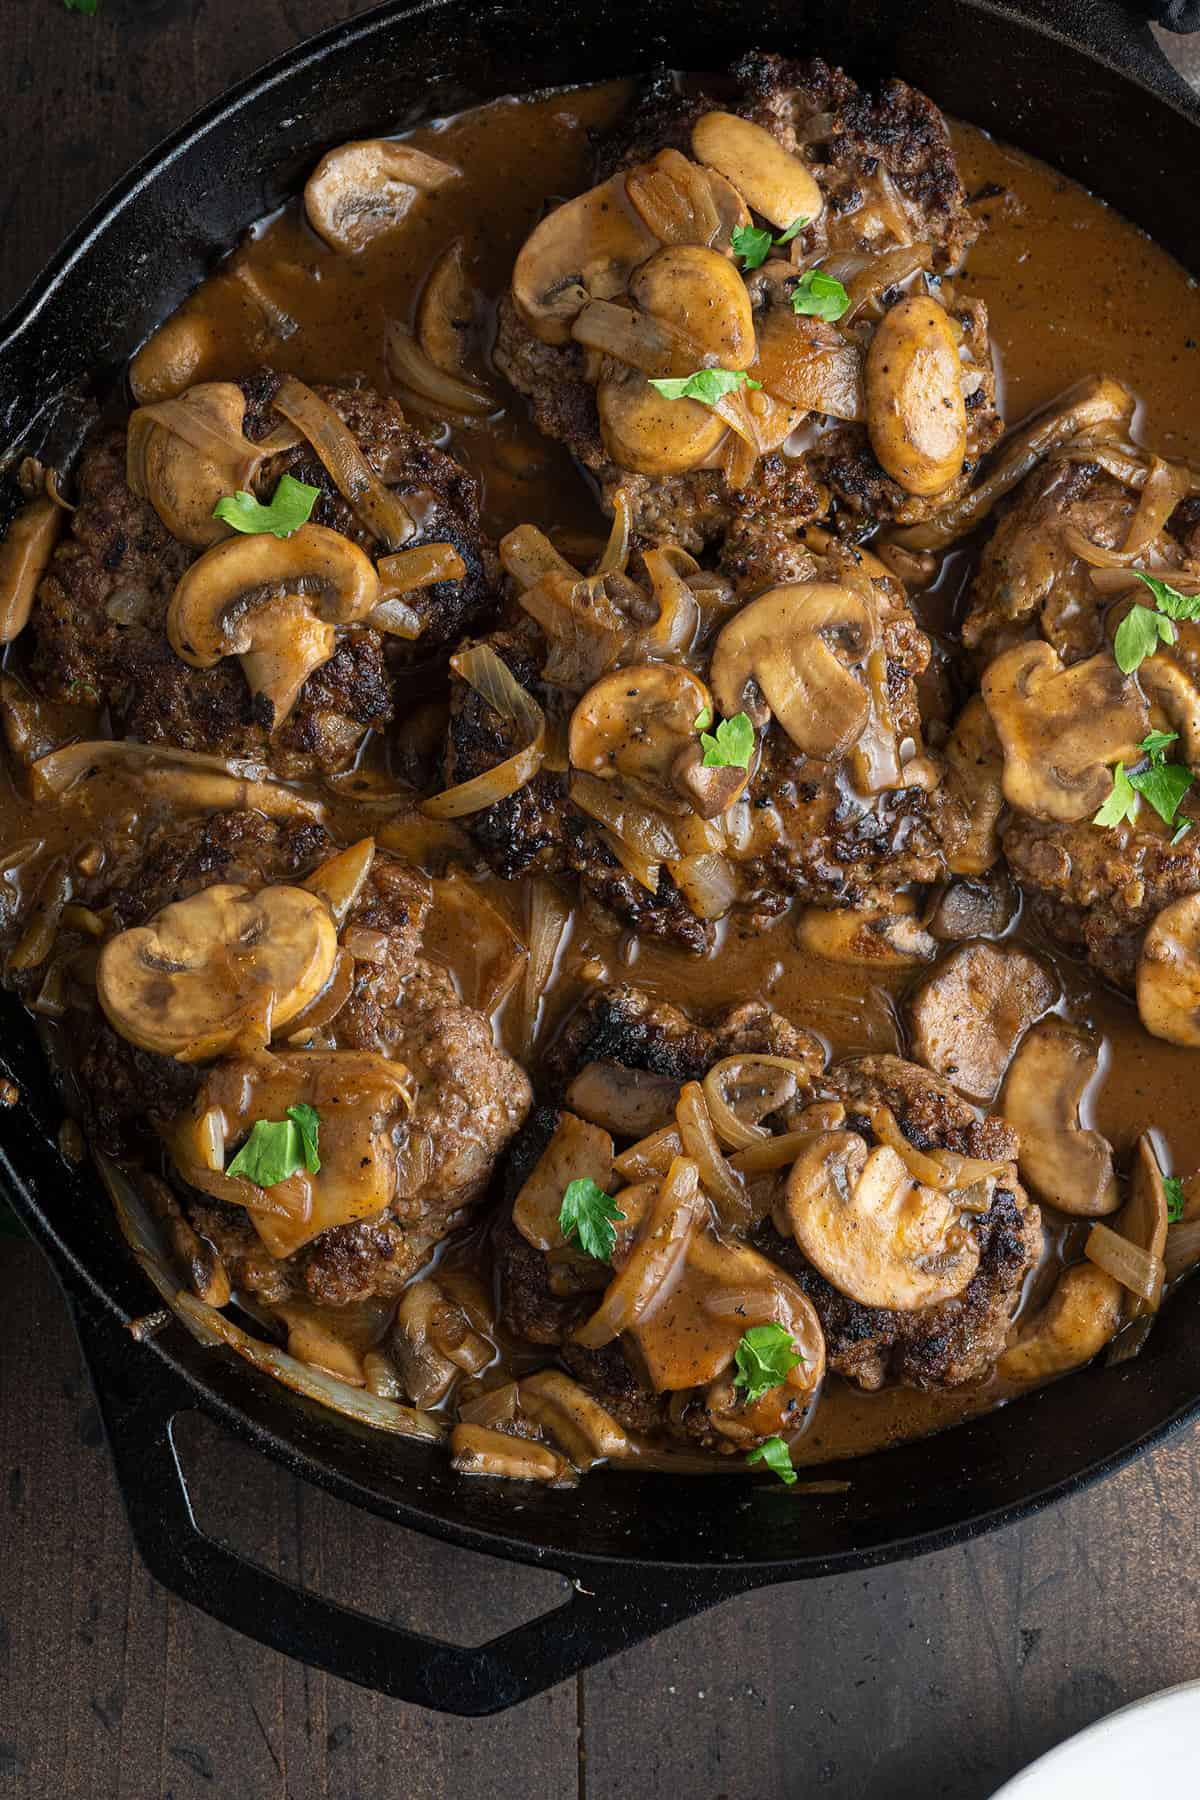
left=2, top=8, right=1199, bottom=1795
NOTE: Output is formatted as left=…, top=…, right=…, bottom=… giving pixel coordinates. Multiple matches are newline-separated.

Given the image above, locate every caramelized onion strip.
left=1064, top=455, right=1192, bottom=568
left=421, top=645, right=545, bottom=819
left=573, top=1157, right=703, bottom=1349
left=272, top=374, right=416, bottom=549
left=676, top=1082, right=750, bottom=1230
left=386, top=322, right=494, bottom=417
left=1085, top=1223, right=1164, bottom=1306
left=702, top=1056, right=813, bottom=1151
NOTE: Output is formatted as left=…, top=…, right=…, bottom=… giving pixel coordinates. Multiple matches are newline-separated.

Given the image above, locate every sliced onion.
left=518, top=571, right=636, bottom=687
left=1165, top=1218, right=1200, bottom=1284
left=458, top=1380, right=521, bottom=1428
left=498, top=524, right=579, bottom=591
left=127, top=390, right=269, bottom=498
left=670, top=850, right=739, bottom=922
left=280, top=948, right=355, bottom=1043
left=1089, top=565, right=1200, bottom=597
left=842, top=243, right=932, bottom=322
left=676, top=1082, right=750, bottom=1230
left=613, top=1125, right=683, bottom=1180
left=571, top=771, right=684, bottom=862
left=1064, top=455, right=1192, bottom=568
left=596, top=487, right=633, bottom=576
left=571, top=299, right=681, bottom=375
left=1085, top=1222, right=1164, bottom=1305
left=730, top=1130, right=827, bottom=1175
left=637, top=548, right=701, bottom=658
left=272, top=374, right=416, bottom=550
left=387, top=320, right=494, bottom=418
left=428, top=871, right=528, bottom=1013
left=376, top=541, right=466, bottom=607
left=521, top=876, right=570, bottom=1052
left=702, top=1056, right=812, bottom=1151
left=421, top=644, right=545, bottom=819
left=30, top=740, right=325, bottom=821
left=598, top=826, right=661, bottom=894
left=573, top=1157, right=703, bottom=1349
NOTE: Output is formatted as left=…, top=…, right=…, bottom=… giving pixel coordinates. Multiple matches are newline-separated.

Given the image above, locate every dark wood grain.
left=3, top=8, right=1200, bottom=1798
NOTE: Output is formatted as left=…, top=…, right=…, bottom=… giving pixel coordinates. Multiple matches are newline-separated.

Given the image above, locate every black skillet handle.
left=68, top=1293, right=758, bottom=1716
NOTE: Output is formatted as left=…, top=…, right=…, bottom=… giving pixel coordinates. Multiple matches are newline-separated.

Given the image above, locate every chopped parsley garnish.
left=700, top=711, right=755, bottom=770
left=64, top=0, right=99, bottom=11
left=1094, top=732, right=1195, bottom=830
left=1165, top=1175, right=1186, bottom=1225
left=733, top=1324, right=805, bottom=1404
left=213, top=473, right=319, bottom=539
left=790, top=268, right=850, bottom=322
left=226, top=1104, right=322, bottom=1187
left=693, top=705, right=714, bottom=733
left=731, top=216, right=809, bottom=271
left=558, top=1177, right=625, bottom=1263
left=647, top=368, right=762, bottom=407
left=1113, top=603, right=1176, bottom=675
left=746, top=1435, right=797, bottom=1486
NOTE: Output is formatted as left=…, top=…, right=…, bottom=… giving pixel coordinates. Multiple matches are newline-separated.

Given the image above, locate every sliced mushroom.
left=982, top=642, right=1149, bottom=824
left=170, top=1048, right=413, bottom=1258
left=628, top=245, right=755, bottom=369
left=709, top=582, right=874, bottom=758
left=304, top=138, right=460, bottom=252
left=941, top=695, right=1005, bottom=876
left=908, top=941, right=1058, bottom=1102
left=418, top=238, right=477, bottom=378
left=0, top=497, right=62, bottom=643
left=166, top=523, right=380, bottom=727
left=690, top=110, right=824, bottom=229
left=449, top=1423, right=572, bottom=1485
left=512, top=1109, right=616, bottom=1252
left=623, top=147, right=750, bottom=250
left=927, top=870, right=1018, bottom=942
left=1135, top=654, right=1200, bottom=767
left=784, top=1132, right=980, bottom=1309
left=98, top=882, right=338, bottom=1061
left=126, top=382, right=297, bottom=549
left=999, top=1019, right=1119, bottom=1216
left=596, top=366, right=728, bottom=477
left=997, top=1263, right=1123, bottom=1382
left=512, top=174, right=660, bottom=346
left=670, top=739, right=750, bottom=819
left=565, top=1062, right=681, bottom=1140
left=1138, top=893, right=1200, bottom=1045
left=301, top=837, right=376, bottom=928
left=568, top=663, right=712, bottom=793
left=390, top=1279, right=467, bottom=1407
left=865, top=297, right=968, bottom=496
left=796, top=897, right=936, bottom=967
left=518, top=1369, right=631, bottom=1466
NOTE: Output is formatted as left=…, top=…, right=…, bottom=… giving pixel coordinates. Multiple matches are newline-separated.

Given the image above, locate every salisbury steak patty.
left=29, top=379, right=497, bottom=777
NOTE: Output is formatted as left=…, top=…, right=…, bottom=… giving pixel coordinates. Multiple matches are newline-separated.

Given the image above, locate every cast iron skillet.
left=1, top=0, right=1199, bottom=1719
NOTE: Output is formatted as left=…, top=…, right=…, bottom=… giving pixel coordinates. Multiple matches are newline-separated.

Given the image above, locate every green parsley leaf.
left=746, top=1435, right=797, bottom=1486
left=1113, top=602, right=1176, bottom=674
left=775, top=215, right=809, bottom=245
left=647, top=368, right=763, bottom=407
left=64, top=0, right=99, bottom=12
left=700, top=711, right=755, bottom=769
left=1129, top=760, right=1194, bottom=826
left=226, top=1105, right=322, bottom=1187
left=1165, top=1175, right=1186, bottom=1225
left=1092, top=762, right=1139, bottom=828
left=733, top=1324, right=805, bottom=1405
left=213, top=473, right=320, bottom=539
left=1172, top=821, right=1193, bottom=846
left=559, top=1177, right=625, bottom=1262
left=731, top=224, right=774, bottom=270
left=790, top=268, right=850, bottom=322
left=1133, top=570, right=1200, bottom=622
left=287, top=1102, right=322, bottom=1174
left=693, top=705, right=714, bottom=733
left=1139, top=729, right=1180, bottom=765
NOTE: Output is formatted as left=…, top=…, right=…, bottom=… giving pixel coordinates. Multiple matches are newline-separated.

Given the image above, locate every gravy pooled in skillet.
left=3, top=50, right=1200, bottom=1485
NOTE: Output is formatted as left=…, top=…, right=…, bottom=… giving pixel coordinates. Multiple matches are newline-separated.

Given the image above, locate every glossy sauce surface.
left=7, top=80, right=1200, bottom=1470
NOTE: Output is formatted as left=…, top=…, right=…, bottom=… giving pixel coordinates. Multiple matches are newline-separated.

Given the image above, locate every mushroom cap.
left=709, top=581, right=874, bottom=758
left=982, top=642, right=1149, bottom=824
left=1135, top=652, right=1200, bottom=767
left=304, top=138, right=460, bottom=253
left=629, top=245, right=756, bottom=370
left=908, top=940, right=1059, bottom=1103
left=127, top=382, right=268, bottom=549
left=796, top=899, right=937, bottom=968
left=512, top=173, right=661, bottom=347
left=596, top=368, right=729, bottom=477
left=998, top=1262, right=1122, bottom=1383
left=1137, top=892, right=1200, bottom=1045
left=784, top=1131, right=981, bottom=1309
left=690, top=110, right=824, bottom=230
left=865, top=296, right=968, bottom=497
left=98, top=882, right=339, bottom=1062
left=568, top=663, right=712, bottom=789
left=999, top=1018, right=1119, bottom=1216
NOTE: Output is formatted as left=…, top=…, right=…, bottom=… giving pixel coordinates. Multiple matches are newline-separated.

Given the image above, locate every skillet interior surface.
left=2, top=0, right=1200, bottom=1592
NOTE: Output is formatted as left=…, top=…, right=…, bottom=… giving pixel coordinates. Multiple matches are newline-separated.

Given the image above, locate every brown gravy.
left=6, top=78, right=1200, bottom=1473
